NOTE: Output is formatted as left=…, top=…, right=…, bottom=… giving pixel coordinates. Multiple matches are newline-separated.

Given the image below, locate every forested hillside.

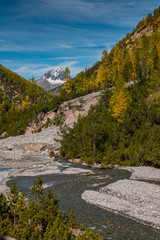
left=0, top=63, right=101, bottom=137
left=0, top=64, right=53, bottom=107
left=59, top=6, right=160, bottom=98
left=60, top=6, right=160, bottom=168
left=0, top=65, right=63, bottom=137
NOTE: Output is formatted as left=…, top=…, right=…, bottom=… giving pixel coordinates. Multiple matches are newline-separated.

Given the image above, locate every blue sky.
left=0, top=0, right=159, bottom=79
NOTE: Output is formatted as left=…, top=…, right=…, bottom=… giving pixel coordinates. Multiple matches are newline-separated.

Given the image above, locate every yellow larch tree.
left=63, top=80, right=72, bottom=94
left=22, top=95, right=31, bottom=108
left=97, top=50, right=113, bottom=89
left=110, top=76, right=132, bottom=123
left=89, top=73, right=99, bottom=91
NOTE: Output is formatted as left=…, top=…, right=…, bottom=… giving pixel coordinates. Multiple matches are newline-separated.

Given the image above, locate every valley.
left=0, top=4, right=160, bottom=240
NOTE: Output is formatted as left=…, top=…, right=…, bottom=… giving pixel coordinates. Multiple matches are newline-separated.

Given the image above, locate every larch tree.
left=110, top=76, right=132, bottom=124
left=63, top=67, right=71, bottom=82
left=63, top=80, right=73, bottom=94
left=62, top=67, right=73, bottom=94
left=97, top=50, right=113, bottom=89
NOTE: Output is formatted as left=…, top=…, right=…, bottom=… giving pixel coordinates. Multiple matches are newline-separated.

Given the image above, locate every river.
left=7, top=158, right=160, bottom=240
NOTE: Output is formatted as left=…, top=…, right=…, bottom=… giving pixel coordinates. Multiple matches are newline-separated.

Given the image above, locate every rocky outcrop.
left=0, top=91, right=102, bottom=170
left=57, top=91, right=102, bottom=127
left=126, top=25, right=154, bottom=49
left=25, top=91, right=103, bottom=134
left=25, top=110, right=56, bottom=134
left=0, top=235, right=16, bottom=240
left=131, top=25, right=154, bottom=41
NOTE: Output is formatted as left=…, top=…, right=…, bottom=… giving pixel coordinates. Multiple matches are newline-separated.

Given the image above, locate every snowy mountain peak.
left=36, top=66, right=65, bottom=91
left=40, top=66, right=64, bottom=81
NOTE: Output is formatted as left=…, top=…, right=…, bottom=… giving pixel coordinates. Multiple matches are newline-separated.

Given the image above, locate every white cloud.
left=60, top=61, right=83, bottom=76
left=5, top=60, right=83, bottom=79
left=0, top=39, right=73, bottom=52
left=21, top=0, right=158, bottom=27
left=14, top=64, right=54, bottom=79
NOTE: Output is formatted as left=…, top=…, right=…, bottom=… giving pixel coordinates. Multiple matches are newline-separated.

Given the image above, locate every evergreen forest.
left=0, top=178, right=102, bottom=240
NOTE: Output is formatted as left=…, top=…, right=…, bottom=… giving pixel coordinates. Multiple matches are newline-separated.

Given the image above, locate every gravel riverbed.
left=120, top=166, right=160, bottom=181
left=82, top=178, right=160, bottom=229
left=0, top=126, right=160, bottom=230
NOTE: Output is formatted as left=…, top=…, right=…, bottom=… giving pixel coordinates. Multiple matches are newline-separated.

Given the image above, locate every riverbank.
left=0, top=126, right=160, bottom=231
left=120, top=166, right=160, bottom=181
left=0, top=158, right=92, bottom=195
left=1, top=156, right=160, bottom=230
left=82, top=167, right=160, bottom=229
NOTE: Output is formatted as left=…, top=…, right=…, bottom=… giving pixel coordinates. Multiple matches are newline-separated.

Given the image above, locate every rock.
left=105, top=164, right=113, bottom=169
left=0, top=132, right=7, bottom=137
left=25, top=91, right=103, bottom=133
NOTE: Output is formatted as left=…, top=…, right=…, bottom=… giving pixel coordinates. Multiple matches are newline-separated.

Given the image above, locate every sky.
left=0, top=0, right=159, bottom=79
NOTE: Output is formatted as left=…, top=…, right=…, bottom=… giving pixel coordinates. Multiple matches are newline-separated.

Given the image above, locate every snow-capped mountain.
left=36, top=66, right=65, bottom=91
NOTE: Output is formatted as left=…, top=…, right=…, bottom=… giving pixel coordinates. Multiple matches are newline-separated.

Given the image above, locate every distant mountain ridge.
left=36, top=66, right=65, bottom=91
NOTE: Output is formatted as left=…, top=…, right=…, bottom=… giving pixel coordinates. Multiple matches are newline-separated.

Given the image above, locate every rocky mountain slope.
left=25, top=90, right=103, bottom=134
left=36, top=66, right=65, bottom=91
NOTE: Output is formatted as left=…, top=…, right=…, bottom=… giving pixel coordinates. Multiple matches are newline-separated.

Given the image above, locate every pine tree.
left=31, top=177, right=44, bottom=206
left=8, top=181, right=19, bottom=228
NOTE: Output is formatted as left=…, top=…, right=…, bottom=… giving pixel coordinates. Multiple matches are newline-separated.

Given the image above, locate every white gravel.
left=0, top=171, right=11, bottom=194
left=120, top=166, right=160, bottom=181
left=82, top=179, right=160, bottom=229
left=0, top=127, right=61, bottom=149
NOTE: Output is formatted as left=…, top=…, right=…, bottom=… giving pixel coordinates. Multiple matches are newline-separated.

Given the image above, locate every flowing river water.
left=6, top=158, right=160, bottom=240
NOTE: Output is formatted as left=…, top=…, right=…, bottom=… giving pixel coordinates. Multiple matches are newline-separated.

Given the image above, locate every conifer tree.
left=8, top=181, right=19, bottom=228
left=97, top=50, right=114, bottom=88
left=110, top=76, right=132, bottom=123
left=31, top=177, right=44, bottom=206
left=0, top=193, right=9, bottom=222
left=63, top=67, right=71, bottom=81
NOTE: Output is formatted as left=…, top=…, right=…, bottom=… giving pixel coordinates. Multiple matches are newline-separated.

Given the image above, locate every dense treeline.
left=60, top=7, right=160, bottom=168
left=133, top=6, right=160, bottom=34
left=60, top=79, right=160, bottom=168
left=0, top=178, right=102, bottom=240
